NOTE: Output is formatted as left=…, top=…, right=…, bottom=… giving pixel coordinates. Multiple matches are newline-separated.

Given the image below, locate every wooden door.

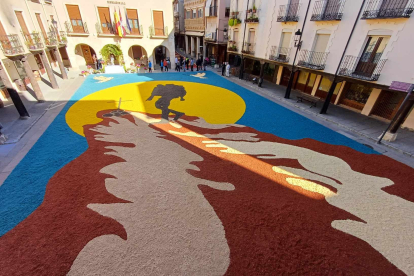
left=0, top=20, right=11, bottom=52
left=66, top=4, right=84, bottom=33
left=153, top=11, right=164, bottom=36
left=380, top=0, right=409, bottom=16
left=280, top=67, right=292, bottom=86
left=127, top=9, right=140, bottom=35
left=287, top=0, right=300, bottom=17
left=324, top=0, right=341, bottom=15
left=81, top=45, right=93, bottom=64
left=98, top=7, right=112, bottom=34
left=355, top=36, right=389, bottom=78
left=279, top=32, right=292, bottom=59
left=15, top=11, right=30, bottom=35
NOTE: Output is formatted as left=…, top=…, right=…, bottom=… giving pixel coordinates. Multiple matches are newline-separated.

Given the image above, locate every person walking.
left=182, top=58, right=186, bottom=72
left=160, top=59, right=164, bottom=72
left=175, top=57, right=179, bottom=71
left=190, top=58, right=194, bottom=71
left=179, top=56, right=184, bottom=72
left=203, top=58, right=207, bottom=71
left=222, top=62, right=226, bottom=76
left=148, top=61, right=152, bottom=73
left=226, top=62, right=230, bottom=77
left=186, top=58, right=190, bottom=70
left=196, top=58, right=200, bottom=71
left=92, top=54, right=97, bottom=69
left=164, top=59, right=169, bottom=72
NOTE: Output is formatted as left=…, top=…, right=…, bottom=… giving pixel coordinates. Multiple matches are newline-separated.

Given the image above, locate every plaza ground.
left=0, top=71, right=413, bottom=275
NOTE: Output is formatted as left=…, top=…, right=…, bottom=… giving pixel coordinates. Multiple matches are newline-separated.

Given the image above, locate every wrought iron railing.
left=208, top=6, right=218, bottom=16
left=65, top=21, right=89, bottom=34
left=95, top=22, right=115, bottom=35
left=0, top=34, right=25, bottom=56
left=45, top=31, right=58, bottom=47
left=245, top=9, right=259, bottom=22
left=242, top=42, right=255, bottom=55
left=149, top=26, right=168, bottom=37
left=269, top=46, right=291, bottom=63
left=228, top=41, right=238, bottom=52
left=277, top=3, right=301, bottom=22
left=23, top=32, right=44, bottom=51
left=59, top=31, right=67, bottom=45
left=311, top=0, right=346, bottom=21
left=297, top=50, right=329, bottom=70
left=361, top=0, right=414, bottom=19
left=338, top=55, right=387, bottom=81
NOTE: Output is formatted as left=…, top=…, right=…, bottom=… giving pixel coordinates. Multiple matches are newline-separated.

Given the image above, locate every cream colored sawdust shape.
left=93, top=76, right=114, bottom=83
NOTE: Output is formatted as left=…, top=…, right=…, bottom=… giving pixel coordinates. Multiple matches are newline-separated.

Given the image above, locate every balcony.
left=95, top=22, right=116, bottom=36
left=228, top=41, right=238, bottom=52
left=23, top=32, right=44, bottom=51
left=311, top=0, right=345, bottom=21
left=297, top=50, right=329, bottom=70
left=207, top=6, right=218, bottom=17
left=205, top=32, right=217, bottom=42
left=242, top=42, right=255, bottom=55
left=338, top=55, right=387, bottom=81
left=185, top=18, right=205, bottom=31
left=0, top=34, right=25, bottom=56
left=277, top=3, right=301, bottom=22
left=361, top=0, right=414, bottom=19
left=149, top=26, right=168, bottom=37
left=269, top=46, right=291, bottom=63
left=245, top=10, right=259, bottom=23
left=45, top=31, right=58, bottom=47
left=65, top=21, right=89, bottom=35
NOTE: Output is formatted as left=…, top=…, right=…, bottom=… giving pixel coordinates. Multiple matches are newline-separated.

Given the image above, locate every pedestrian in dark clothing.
left=203, top=59, right=207, bottom=71
left=222, top=62, right=226, bottom=76
left=196, top=58, right=201, bottom=71
left=186, top=58, right=190, bottom=70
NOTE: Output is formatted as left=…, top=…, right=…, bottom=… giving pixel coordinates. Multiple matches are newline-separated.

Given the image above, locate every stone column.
left=334, top=81, right=346, bottom=105
left=361, top=88, right=382, bottom=116
left=191, top=36, right=195, bottom=57
left=276, top=66, right=283, bottom=85
left=402, top=106, right=414, bottom=130
left=21, top=56, right=45, bottom=102
left=258, top=61, right=266, bottom=87
left=53, top=47, right=68, bottom=80
left=196, top=37, right=200, bottom=58
left=0, top=62, right=14, bottom=90
left=311, top=75, right=322, bottom=96
left=40, top=50, right=59, bottom=89
left=185, top=35, right=189, bottom=54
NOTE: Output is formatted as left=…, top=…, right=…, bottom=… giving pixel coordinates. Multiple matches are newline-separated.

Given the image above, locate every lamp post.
left=284, top=1, right=311, bottom=99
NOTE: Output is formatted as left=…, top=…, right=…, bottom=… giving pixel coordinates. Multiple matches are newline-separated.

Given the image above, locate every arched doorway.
left=75, top=44, right=96, bottom=68
left=152, top=45, right=170, bottom=66
left=128, top=45, right=148, bottom=66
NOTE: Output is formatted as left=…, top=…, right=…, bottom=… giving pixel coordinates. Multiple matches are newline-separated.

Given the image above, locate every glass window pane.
left=72, top=19, right=77, bottom=26
left=77, top=20, right=83, bottom=26
left=318, top=77, right=332, bottom=92
left=134, top=20, right=138, bottom=28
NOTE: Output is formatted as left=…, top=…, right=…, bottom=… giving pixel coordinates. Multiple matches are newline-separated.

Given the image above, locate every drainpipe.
left=284, top=0, right=312, bottom=99
left=238, top=0, right=250, bottom=79
left=320, top=0, right=367, bottom=114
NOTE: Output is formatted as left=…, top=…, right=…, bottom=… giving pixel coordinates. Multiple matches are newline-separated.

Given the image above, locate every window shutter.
left=15, top=11, right=30, bottom=35
left=127, top=9, right=140, bottom=34
left=36, top=14, right=47, bottom=38
left=280, top=32, right=292, bottom=49
left=98, top=7, right=111, bottom=34
left=153, top=10, right=164, bottom=36
left=66, top=5, right=84, bottom=33
left=0, top=21, right=7, bottom=37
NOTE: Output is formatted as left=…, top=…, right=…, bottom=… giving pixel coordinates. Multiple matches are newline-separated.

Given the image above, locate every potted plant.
left=236, top=18, right=242, bottom=25
left=228, top=18, right=235, bottom=27
left=136, top=64, right=141, bottom=72
left=87, top=65, right=93, bottom=74
left=81, top=70, right=89, bottom=77
left=144, top=67, right=148, bottom=73
left=253, top=5, right=257, bottom=13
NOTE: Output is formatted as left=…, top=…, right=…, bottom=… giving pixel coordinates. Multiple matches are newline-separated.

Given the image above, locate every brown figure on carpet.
left=146, top=84, right=187, bottom=121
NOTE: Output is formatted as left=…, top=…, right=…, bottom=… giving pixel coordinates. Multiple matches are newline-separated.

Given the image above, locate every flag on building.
left=114, top=8, right=123, bottom=38
left=124, top=7, right=132, bottom=34
left=119, top=7, right=127, bottom=36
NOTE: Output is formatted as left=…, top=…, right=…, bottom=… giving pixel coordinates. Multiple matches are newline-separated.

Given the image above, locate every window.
left=279, top=32, right=292, bottom=59
left=66, top=4, right=85, bottom=33
left=225, top=7, right=230, bottom=17
left=35, top=14, right=47, bottom=38
left=153, top=10, right=164, bottom=36
left=356, top=35, right=390, bottom=77
left=248, top=29, right=255, bottom=44
left=313, top=34, right=330, bottom=52
left=127, top=9, right=140, bottom=35
left=97, top=7, right=112, bottom=34
left=198, top=8, right=203, bottom=18
left=233, top=30, right=239, bottom=42
left=15, top=11, right=30, bottom=35
left=193, top=9, right=197, bottom=18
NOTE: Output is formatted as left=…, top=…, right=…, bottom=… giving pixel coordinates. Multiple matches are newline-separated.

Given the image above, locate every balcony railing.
left=297, top=50, right=329, bottom=70
left=208, top=6, right=218, bottom=16
left=59, top=31, right=68, bottom=45
left=228, top=41, right=238, bottom=52
left=95, top=22, right=116, bottom=35
left=45, top=31, right=58, bottom=47
left=205, top=31, right=217, bottom=42
left=277, top=3, right=301, bottom=22
left=23, top=32, right=44, bottom=51
left=149, top=26, right=168, bottom=37
left=338, top=55, right=387, bottom=81
left=245, top=10, right=259, bottom=23
left=311, top=0, right=345, bottom=21
left=361, top=0, right=414, bottom=19
left=0, top=34, right=25, bottom=56
left=65, top=21, right=89, bottom=34
left=269, top=46, right=291, bottom=63
left=242, top=42, right=255, bottom=55
left=185, top=18, right=205, bottom=31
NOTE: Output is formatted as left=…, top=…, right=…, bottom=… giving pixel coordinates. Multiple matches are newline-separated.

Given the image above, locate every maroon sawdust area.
left=0, top=112, right=412, bottom=275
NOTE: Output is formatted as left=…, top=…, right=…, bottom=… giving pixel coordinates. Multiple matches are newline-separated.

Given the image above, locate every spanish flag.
left=114, top=9, right=123, bottom=38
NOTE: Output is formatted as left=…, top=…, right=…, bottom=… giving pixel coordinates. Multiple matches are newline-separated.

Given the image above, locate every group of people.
left=174, top=56, right=208, bottom=72
left=159, top=59, right=170, bottom=72
left=221, top=62, right=231, bottom=77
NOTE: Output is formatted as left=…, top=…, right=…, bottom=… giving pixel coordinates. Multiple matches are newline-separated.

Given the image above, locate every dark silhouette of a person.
left=146, top=84, right=187, bottom=121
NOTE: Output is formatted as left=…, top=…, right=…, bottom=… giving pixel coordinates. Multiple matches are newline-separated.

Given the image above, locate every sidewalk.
left=208, top=67, right=414, bottom=167
left=0, top=70, right=85, bottom=183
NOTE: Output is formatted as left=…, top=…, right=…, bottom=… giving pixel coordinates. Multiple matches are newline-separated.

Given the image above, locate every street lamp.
left=223, top=27, right=228, bottom=39
left=294, top=29, right=302, bottom=47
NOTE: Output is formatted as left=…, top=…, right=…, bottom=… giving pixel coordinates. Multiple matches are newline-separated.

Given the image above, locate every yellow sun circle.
left=66, top=81, right=246, bottom=136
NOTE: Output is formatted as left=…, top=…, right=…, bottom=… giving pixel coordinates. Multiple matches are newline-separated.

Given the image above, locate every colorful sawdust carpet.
left=0, top=72, right=413, bottom=275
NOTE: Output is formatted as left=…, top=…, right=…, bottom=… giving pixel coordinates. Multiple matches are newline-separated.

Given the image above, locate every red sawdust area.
left=0, top=111, right=412, bottom=275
